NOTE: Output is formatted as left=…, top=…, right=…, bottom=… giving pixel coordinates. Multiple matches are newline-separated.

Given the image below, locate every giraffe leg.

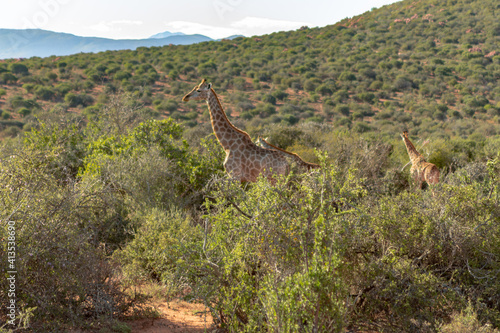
left=411, top=170, right=419, bottom=190
left=426, top=168, right=440, bottom=196
left=414, top=173, right=423, bottom=191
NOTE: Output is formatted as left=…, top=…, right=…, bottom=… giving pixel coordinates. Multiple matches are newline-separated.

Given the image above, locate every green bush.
left=1, top=110, right=11, bottom=119
left=154, top=99, right=178, bottom=112
left=1, top=126, right=20, bottom=138
left=356, top=182, right=500, bottom=329
left=64, top=92, right=94, bottom=107
left=17, top=107, right=31, bottom=117
left=113, top=207, right=198, bottom=286
left=54, top=83, right=73, bottom=97
left=22, top=83, right=35, bottom=93
left=440, top=303, right=500, bottom=333
left=0, top=148, right=134, bottom=331
left=261, top=93, right=276, bottom=105
left=83, top=119, right=224, bottom=208
left=304, top=78, right=321, bottom=92
left=1, top=73, right=17, bottom=84
left=339, top=71, right=356, bottom=81
left=83, top=104, right=101, bottom=120
left=23, top=122, right=87, bottom=179
left=174, top=157, right=363, bottom=332
left=336, top=104, right=350, bottom=116
left=9, top=63, right=29, bottom=75
left=34, top=85, right=56, bottom=101
left=114, top=71, right=132, bottom=81
left=272, top=90, right=289, bottom=101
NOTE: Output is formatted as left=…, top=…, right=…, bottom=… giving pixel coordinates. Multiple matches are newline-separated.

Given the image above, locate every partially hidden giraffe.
left=182, top=79, right=289, bottom=182
left=256, top=137, right=320, bottom=171
left=401, top=131, right=439, bottom=190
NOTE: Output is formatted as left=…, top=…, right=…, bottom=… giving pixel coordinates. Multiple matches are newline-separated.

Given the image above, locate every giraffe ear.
left=207, top=83, right=212, bottom=89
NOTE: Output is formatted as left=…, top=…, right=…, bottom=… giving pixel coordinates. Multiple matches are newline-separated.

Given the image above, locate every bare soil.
left=125, top=300, right=214, bottom=333
left=68, top=299, right=215, bottom=333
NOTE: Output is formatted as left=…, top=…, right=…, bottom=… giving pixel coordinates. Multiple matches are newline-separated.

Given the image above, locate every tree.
left=1, top=73, right=17, bottom=84
left=35, top=86, right=56, bottom=101
left=9, top=63, right=29, bottom=75
left=304, top=78, right=321, bottom=92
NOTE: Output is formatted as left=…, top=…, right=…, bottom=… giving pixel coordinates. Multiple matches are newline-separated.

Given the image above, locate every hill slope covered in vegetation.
left=0, top=0, right=498, bottom=140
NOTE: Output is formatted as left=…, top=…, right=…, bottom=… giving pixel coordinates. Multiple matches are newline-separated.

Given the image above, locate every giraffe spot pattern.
left=183, top=79, right=292, bottom=182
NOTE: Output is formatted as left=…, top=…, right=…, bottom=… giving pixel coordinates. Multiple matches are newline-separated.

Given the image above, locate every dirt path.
left=125, top=300, right=214, bottom=333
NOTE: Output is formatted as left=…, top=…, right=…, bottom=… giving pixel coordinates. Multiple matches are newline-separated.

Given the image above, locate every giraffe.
left=256, top=137, right=320, bottom=171
left=182, top=79, right=289, bottom=182
left=401, top=131, right=439, bottom=191
left=257, top=137, right=338, bottom=209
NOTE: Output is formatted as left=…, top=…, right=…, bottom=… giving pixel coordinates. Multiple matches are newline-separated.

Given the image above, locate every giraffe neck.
left=402, top=135, right=423, bottom=164
left=206, top=89, right=252, bottom=151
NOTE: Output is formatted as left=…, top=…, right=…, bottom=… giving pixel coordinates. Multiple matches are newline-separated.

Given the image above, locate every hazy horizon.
left=0, top=0, right=402, bottom=40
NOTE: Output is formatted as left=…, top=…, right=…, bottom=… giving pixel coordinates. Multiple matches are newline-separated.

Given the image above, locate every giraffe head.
left=182, top=79, right=212, bottom=102
left=401, top=130, right=409, bottom=140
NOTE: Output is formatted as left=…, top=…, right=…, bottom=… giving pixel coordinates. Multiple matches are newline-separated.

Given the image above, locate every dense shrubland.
left=1, top=100, right=499, bottom=331
left=0, top=0, right=499, bottom=140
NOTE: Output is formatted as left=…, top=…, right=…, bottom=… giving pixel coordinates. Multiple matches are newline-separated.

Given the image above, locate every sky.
left=0, top=0, right=402, bottom=40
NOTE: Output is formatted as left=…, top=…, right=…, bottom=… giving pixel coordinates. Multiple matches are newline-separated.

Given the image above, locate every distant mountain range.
left=0, top=29, right=240, bottom=59
left=149, top=31, right=187, bottom=39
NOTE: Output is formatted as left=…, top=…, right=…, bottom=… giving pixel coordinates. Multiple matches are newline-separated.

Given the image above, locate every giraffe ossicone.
left=182, top=79, right=289, bottom=182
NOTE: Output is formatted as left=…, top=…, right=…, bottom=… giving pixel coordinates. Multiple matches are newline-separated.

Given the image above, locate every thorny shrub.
left=0, top=148, right=137, bottom=331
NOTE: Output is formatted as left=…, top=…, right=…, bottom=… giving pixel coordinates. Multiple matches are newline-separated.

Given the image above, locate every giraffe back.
left=226, top=144, right=289, bottom=182
left=256, top=137, right=320, bottom=171
left=421, top=162, right=439, bottom=185
left=402, top=131, right=440, bottom=189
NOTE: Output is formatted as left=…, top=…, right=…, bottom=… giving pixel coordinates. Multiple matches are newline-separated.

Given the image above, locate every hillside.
left=0, top=0, right=499, bottom=142
left=0, top=29, right=215, bottom=59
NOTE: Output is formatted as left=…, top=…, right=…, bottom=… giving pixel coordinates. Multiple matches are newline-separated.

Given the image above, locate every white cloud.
left=89, top=20, right=143, bottom=33
left=111, top=20, right=143, bottom=26
left=231, top=17, right=310, bottom=34
left=163, top=17, right=311, bottom=39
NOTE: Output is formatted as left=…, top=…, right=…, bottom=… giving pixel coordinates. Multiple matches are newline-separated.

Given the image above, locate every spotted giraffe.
left=182, top=79, right=289, bottom=182
left=401, top=131, right=439, bottom=190
left=256, top=137, right=320, bottom=171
